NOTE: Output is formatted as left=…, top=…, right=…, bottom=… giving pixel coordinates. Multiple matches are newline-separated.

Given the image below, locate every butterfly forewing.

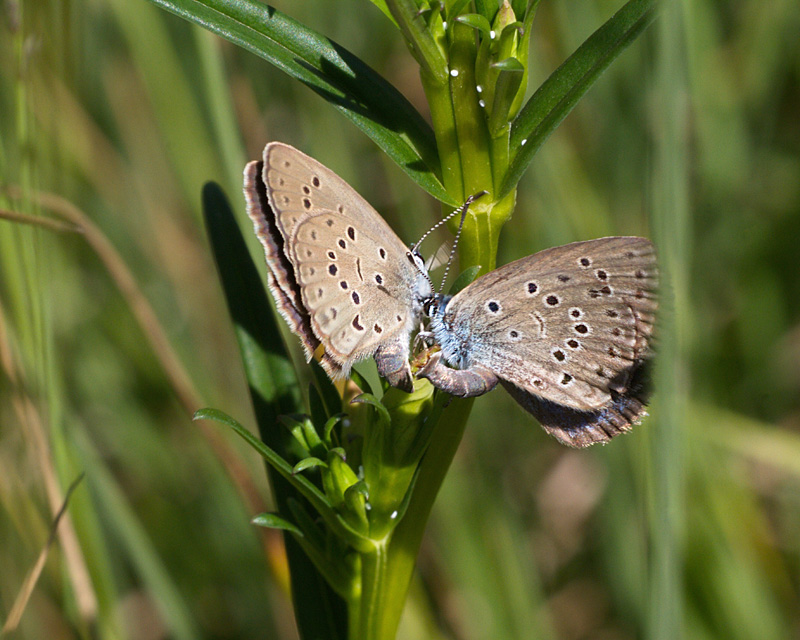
left=291, top=212, right=417, bottom=362
left=443, top=237, right=658, bottom=411
left=247, top=142, right=428, bottom=384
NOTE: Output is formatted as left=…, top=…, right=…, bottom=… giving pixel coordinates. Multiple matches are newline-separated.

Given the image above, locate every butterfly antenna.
left=436, top=191, right=487, bottom=295
left=411, top=191, right=488, bottom=257
left=411, top=208, right=462, bottom=256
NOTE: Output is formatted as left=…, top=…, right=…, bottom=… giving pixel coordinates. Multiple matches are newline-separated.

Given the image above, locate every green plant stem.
left=355, top=397, right=474, bottom=638
left=423, top=71, right=463, bottom=199
left=449, top=21, right=493, bottom=198
left=354, top=538, right=391, bottom=640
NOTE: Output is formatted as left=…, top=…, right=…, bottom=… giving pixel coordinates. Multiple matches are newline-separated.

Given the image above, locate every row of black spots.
left=485, top=300, right=501, bottom=314
left=560, top=373, right=573, bottom=386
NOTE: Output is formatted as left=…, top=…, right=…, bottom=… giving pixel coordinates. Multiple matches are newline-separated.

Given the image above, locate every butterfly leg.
left=375, top=339, right=414, bottom=393
left=417, top=352, right=498, bottom=398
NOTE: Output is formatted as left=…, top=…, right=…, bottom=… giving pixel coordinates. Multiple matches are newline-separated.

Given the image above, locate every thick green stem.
left=357, top=397, right=474, bottom=638
left=449, top=22, right=494, bottom=200
left=352, top=538, right=392, bottom=640
left=423, top=71, right=463, bottom=199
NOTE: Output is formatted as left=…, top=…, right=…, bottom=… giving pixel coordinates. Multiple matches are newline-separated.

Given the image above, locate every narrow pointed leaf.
left=474, top=0, right=498, bottom=21
left=384, top=0, right=448, bottom=83
left=501, top=0, right=657, bottom=198
left=324, top=413, right=347, bottom=446
left=252, top=513, right=304, bottom=536
left=350, top=393, right=392, bottom=428
left=293, top=458, right=328, bottom=474
left=349, top=367, right=375, bottom=395
left=449, top=264, right=482, bottom=295
left=455, top=13, right=492, bottom=35
left=149, top=0, right=451, bottom=202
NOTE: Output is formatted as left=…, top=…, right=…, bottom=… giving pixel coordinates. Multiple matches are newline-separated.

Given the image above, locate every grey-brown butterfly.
left=244, top=142, right=432, bottom=392
left=419, top=237, right=658, bottom=447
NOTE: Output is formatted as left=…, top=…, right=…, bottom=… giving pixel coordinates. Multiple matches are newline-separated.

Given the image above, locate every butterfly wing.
left=247, top=143, right=428, bottom=388
left=289, top=211, right=424, bottom=365
left=441, top=237, right=657, bottom=411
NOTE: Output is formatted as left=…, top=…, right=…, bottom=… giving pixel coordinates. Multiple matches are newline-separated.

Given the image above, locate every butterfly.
left=418, top=237, right=658, bottom=447
left=244, top=142, right=432, bottom=392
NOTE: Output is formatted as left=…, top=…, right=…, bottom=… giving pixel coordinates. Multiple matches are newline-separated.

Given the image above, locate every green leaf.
left=350, top=393, right=392, bottom=428
left=501, top=0, right=657, bottom=198
left=310, top=359, right=342, bottom=418
left=150, top=0, right=452, bottom=203
left=449, top=264, right=482, bottom=295
left=348, top=367, right=375, bottom=395
left=365, top=0, right=399, bottom=27
left=324, top=413, right=347, bottom=447
left=345, top=481, right=370, bottom=500
left=446, top=0, right=472, bottom=20
left=287, top=499, right=357, bottom=599
left=455, top=13, right=492, bottom=35
left=488, top=59, right=525, bottom=136
left=491, top=57, right=525, bottom=72
left=195, top=407, right=374, bottom=552
left=384, top=0, right=449, bottom=83
left=252, top=512, right=304, bottom=536
left=279, top=413, right=321, bottom=454
left=293, top=457, right=329, bottom=474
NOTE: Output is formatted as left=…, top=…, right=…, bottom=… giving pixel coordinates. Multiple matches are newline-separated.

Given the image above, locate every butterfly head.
left=423, top=292, right=451, bottom=319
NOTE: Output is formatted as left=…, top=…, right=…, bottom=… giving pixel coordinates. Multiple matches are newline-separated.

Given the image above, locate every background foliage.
left=2, top=0, right=800, bottom=638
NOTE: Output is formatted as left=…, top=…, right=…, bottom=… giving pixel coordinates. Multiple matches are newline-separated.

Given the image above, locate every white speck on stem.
left=479, top=99, right=486, bottom=108
left=476, top=84, right=483, bottom=93
left=521, top=138, right=528, bottom=146
left=450, top=68, right=459, bottom=77
left=365, top=502, right=372, bottom=511
left=442, top=21, right=447, bottom=29
left=490, top=30, right=496, bottom=39
left=390, top=510, right=398, bottom=519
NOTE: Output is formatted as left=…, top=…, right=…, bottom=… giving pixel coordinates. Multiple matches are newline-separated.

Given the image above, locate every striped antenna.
left=412, top=191, right=488, bottom=294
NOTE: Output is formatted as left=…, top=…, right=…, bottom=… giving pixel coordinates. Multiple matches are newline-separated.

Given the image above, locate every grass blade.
left=502, top=0, right=657, bottom=198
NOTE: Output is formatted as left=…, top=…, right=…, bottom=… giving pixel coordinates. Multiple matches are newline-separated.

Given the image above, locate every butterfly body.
left=420, top=237, right=658, bottom=447
left=245, top=143, right=431, bottom=392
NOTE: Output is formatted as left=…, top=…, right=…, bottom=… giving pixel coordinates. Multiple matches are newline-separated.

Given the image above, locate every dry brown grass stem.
left=0, top=302, right=98, bottom=632
left=2, top=188, right=272, bottom=547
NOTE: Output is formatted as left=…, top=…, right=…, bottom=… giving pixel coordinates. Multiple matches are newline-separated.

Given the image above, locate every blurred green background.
left=2, top=0, right=799, bottom=638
